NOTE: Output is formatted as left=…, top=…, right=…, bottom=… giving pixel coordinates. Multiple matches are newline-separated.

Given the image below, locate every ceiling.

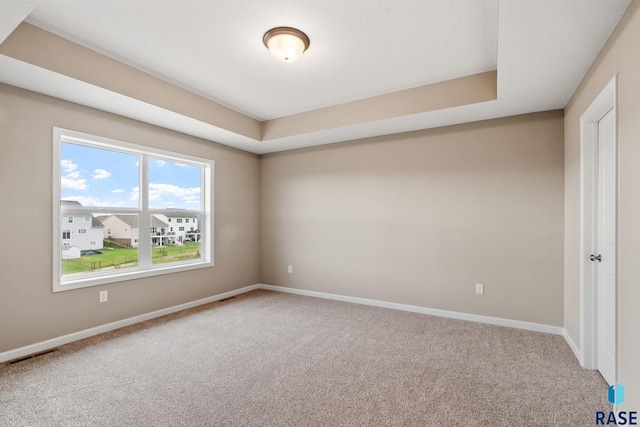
left=0, top=0, right=632, bottom=154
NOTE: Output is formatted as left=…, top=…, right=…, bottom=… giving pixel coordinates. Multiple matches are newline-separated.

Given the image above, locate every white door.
left=596, top=108, right=616, bottom=385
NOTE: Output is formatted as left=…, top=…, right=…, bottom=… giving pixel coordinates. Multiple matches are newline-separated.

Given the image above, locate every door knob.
left=590, top=254, right=602, bottom=262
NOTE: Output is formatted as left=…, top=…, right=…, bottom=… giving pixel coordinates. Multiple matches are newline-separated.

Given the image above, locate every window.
left=177, top=218, right=183, bottom=223
left=185, top=219, right=189, bottom=223
left=179, top=227, right=185, bottom=231
left=54, top=128, right=213, bottom=292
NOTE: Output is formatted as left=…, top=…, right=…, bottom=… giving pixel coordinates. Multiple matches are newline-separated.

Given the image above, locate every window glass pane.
left=61, top=213, right=139, bottom=277
left=148, top=158, right=201, bottom=210
left=151, top=213, right=201, bottom=265
left=60, top=142, right=140, bottom=208
left=55, top=129, right=212, bottom=290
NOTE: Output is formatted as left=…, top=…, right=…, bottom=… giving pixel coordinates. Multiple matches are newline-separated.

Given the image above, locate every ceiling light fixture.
left=263, top=27, right=310, bottom=62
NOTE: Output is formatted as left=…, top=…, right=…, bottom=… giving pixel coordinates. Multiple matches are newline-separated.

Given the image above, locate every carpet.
left=0, top=289, right=610, bottom=426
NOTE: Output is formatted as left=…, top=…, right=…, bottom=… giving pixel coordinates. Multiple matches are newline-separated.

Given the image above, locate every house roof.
left=96, top=214, right=169, bottom=229
left=61, top=200, right=104, bottom=228
left=152, top=216, right=170, bottom=228
left=163, top=212, right=199, bottom=219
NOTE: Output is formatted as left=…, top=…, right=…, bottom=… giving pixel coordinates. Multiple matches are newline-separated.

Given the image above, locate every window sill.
left=54, top=260, right=213, bottom=292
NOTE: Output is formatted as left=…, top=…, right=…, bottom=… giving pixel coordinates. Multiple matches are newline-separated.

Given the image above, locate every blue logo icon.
left=609, top=382, right=626, bottom=406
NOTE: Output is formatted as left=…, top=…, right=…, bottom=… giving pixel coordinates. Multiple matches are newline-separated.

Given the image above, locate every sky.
left=60, top=142, right=202, bottom=210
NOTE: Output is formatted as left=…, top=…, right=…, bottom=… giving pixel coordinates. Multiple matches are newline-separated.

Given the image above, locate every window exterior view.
left=54, top=128, right=213, bottom=291
left=60, top=200, right=105, bottom=260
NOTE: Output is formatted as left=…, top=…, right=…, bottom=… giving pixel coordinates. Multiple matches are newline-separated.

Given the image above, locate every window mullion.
left=138, top=154, right=151, bottom=268
left=203, top=161, right=212, bottom=263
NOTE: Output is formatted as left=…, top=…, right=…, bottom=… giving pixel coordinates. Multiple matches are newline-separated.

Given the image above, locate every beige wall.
left=564, top=0, right=640, bottom=409
left=260, top=111, right=564, bottom=326
left=0, top=84, right=260, bottom=353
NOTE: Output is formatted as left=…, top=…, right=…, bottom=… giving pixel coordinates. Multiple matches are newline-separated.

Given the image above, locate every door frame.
left=579, top=75, right=618, bottom=373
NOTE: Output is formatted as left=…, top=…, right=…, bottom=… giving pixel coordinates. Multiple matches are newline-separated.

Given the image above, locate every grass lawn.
left=152, top=242, right=201, bottom=264
left=62, top=242, right=200, bottom=275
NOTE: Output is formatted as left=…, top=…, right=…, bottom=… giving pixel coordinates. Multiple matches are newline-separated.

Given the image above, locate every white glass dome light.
left=263, top=27, right=310, bottom=62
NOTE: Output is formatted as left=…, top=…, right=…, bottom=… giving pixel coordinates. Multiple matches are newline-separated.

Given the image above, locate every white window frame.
left=53, top=127, right=214, bottom=292
left=78, top=228, right=87, bottom=234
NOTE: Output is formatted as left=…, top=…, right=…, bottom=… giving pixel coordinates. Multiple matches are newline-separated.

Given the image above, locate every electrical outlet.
left=287, top=265, right=293, bottom=274
left=475, top=283, right=484, bottom=295
left=99, top=290, right=108, bottom=303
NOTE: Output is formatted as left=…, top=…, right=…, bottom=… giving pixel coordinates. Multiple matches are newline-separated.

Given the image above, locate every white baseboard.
left=258, top=284, right=565, bottom=336
left=1, top=283, right=580, bottom=365
left=0, top=284, right=259, bottom=363
left=562, top=329, right=583, bottom=365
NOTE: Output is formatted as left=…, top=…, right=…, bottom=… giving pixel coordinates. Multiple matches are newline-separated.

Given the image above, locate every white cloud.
left=155, top=160, right=166, bottom=167
left=129, top=184, right=200, bottom=206
left=60, top=159, right=86, bottom=188
left=130, top=186, right=139, bottom=201
left=62, top=195, right=120, bottom=207
left=61, top=176, right=87, bottom=190
left=61, top=159, right=78, bottom=174
left=111, top=189, right=125, bottom=193
left=149, top=183, right=200, bottom=198
left=93, top=169, right=111, bottom=180
left=182, top=195, right=200, bottom=204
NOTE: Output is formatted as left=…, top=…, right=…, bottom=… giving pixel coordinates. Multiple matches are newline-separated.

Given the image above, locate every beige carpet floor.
left=0, top=289, right=610, bottom=426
